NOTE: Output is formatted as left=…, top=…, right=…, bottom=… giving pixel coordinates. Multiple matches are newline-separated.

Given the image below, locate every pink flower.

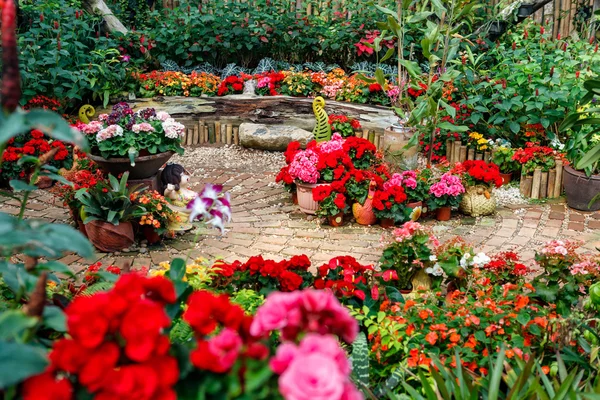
left=289, top=149, right=320, bottom=184
left=155, top=111, right=170, bottom=121
left=98, top=114, right=109, bottom=122
left=250, top=291, right=303, bottom=337
left=569, top=260, right=598, bottom=275
left=257, top=76, right=270, bottom=88
left=81, top=120, right=103, bottom=135
left=208, top=328, right=243, bottom=371
left=341, top=382, right=364, bottom=400
left=392, top=221, right=424, bottom=242
left=270, top=342, right=299, bottom=374
left=429, top=173, right=465, bottom=198
left=132, top=122, right=155, bottom=133
left=319, top=133, right=345, bottom=154
left=279, top=352, right=345, bottom=400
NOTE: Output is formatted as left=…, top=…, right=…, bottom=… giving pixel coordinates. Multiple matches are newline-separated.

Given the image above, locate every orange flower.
left=404, top=299, right=416, bottom=311
left=418, top=309, right=431, bottom=319
left=465, top=315, right=480, bottom=326
left=449, top=333, right=461, bottom=343
left=406, top=324, right=415, bottom=336
left=515, top=295, right=529, bottom=310
left=464, top=335, right=478, bottom=349
left=505, top=349, right=515, bottom=358
left=479, top=367, right=488, bottom=376
left=541, top=366, right=550, bottom=374
left=425, top=332, right=438, bottom=345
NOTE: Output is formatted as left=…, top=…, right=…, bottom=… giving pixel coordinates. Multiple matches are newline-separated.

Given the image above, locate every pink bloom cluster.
left=387, top=85, right=401, bottom=104
left=250, top=289, right=358, bottom=344
left=162, top=118, right=185, bottom=139
left=289, top=149, right=320, bottom=184
left=392, top=221, right=422, bottom=242
left=96, top=124, right=124, bottom=142
left=322, top=81, right=344, bottom=98
left=257, top=76, right=270, bottom=88
left=319, top=133, right=344, bottom=154
left=429, top=173, right=465, bottom=198
left=98, top=113, right=108, bottom=122
left=541, top=240, right=572, bottom=256
left=132, top=123, right=155, bottom=133
left=384, top=170, right=417, bottom=191
left=271, top=334, right=362, bottom=400
left=81, top=120, right=103, bottom=135
left=569, top=260, right=599, bottom=276
left=155, top=111, right=170, bottom=122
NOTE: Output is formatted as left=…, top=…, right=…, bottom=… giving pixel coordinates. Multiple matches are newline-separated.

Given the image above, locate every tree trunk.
left=82, top=0, right=128, bottom=34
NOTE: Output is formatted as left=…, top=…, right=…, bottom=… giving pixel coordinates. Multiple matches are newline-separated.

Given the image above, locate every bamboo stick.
left=233, top=126, right=239, bottom=145
left=531, top=168, right=542, bottom=199
left=523, top=176, right=533, bottom=198
left=540, top=171, right=549, bottom=199
left=368, top=131, right=375, bottom=144
left=184, top=128, right=191, bottom=146
left=375, top=133, right=383, bottom=151
left=208, top=123, right=215, bottom=143
left=519, top=173, right=527, bottom=196
left=445, top=139, right=453, bottom=161
left=483, top=151, right=491, bottom=163
left=362, top=128, right=369, bottom=140
left=459, top=145, right=467, bottom=163
left=215, top=121, right=221, bottom=143
left=467, top=148, right=475, bottom=160
left=192, top=126, right=199, bottom=145
left=203, top=124, right=209, bottom=143
left=553, top=159, right=564, bottom=198
left=226, top=124, right=233, bottom=145
left=355, top=129, right=363, bottom=139
left=548, top=169, right=556, bottom=199
left=452, top=140, right=460, bottom=164
left=220, top=124, right=227, bottom=144
left=475, top=152, right=483, bottom=161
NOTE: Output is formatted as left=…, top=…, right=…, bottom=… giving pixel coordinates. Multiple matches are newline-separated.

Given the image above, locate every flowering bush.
left=81, top=103, right=185, bottom=161
left=131, top=190, right=179, bottom=235
left=217, top=75, right=245, bottom=96
left=279, top=70, right=315, bottom=97
left=372, top=184, right=409, bottom=223
left=314, top=256, right=374, bottom=304
left=467, top=132, right=493, bottom=152
left=313, top=185, right=349, bottom=218
left=455, top=160, right=503, bottom=188
left=512, top=142, right=565, bottom=175
left=132, top=70, right=220, bottom=97
left=209, top=255, right=314, bottom=295
left=431, top=237, right=490, bottom=289
left=492, top=146, right=520, bottom=174
left=256, top=71, right=285, bottom=96
left=427, top=173, right=465, bottom=210
left=483, top=251, right=528, bottom=284
left=385, top=170, right=430, bottom=203
left=328, top=114, right=361, bottom=138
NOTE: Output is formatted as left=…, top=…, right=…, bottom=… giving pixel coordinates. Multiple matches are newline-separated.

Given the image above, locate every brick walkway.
left=3, top=167, right=600, bottom=273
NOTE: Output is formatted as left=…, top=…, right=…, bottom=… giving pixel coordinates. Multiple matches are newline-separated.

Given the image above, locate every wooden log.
left=445, top=139, right=453, bottom=161
left=540, top=171, right=549, bottom=199
left=184, top=128, right=191, bottom=146
left=192, top=126, right=199, bottom=145
left=208, top=123, right=215, bottom=143
left=220, top=123, right=226, bottom=144
left=215, top=121, right=221, bottom=143
left=368, top=131, right=375, bottom=144
left=203, top=124, right=209, bottom=143
left=548, top=169, right=557, bottom=199
left=483, top=151, right=491, bottom=163
left=459, top=145, right=467, bottom=163
left=523, top=175, right=533, bottom=198
left=233, top=126, right=239, bottom=145
left=452, top=141, right=460, bottom=164
left=475, top=152, right=483, bottom=161
left=362, top=128, right=369, bottom=140
left=226, top=124, right=233, bottom=145
left=553, top=159, right=564, bottom=198
left=519, top=173, right=526, bottom=196
left=531, top=168, right=542, bottom=199
left=467, top=148, right=475, bottom=160
left=197, top=121, right=204, bottom=143
left=375, top=133, right=383, bottom=150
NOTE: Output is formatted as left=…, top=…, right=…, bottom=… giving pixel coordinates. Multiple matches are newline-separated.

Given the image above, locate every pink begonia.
left=384, top=170, right=417, bottom=191
left=570, top=260, right=598, bottom=275
left=257, top=76, right=270, bottom=88
left=289, top=149, right=320, bottom=184
left=81, top=120, right=104, bottom=135
left=541, top=240, right=571, bottom=256
left=98, top=113, right=109, bottom=122
left=162, top=118, right=185, bottom=139
left=322, top=81, right=344, bottom=98
left=429, top=173, right=465, bottom=198
left=273, top=334, right=361, bottom=400
left=207, top=328, right=243, bottom=372
left=155, top=111, right=171, bottom=121
left=387, top=85, right=401, bottom=104
left=250, top=289, right=357, bottom=343
left=131, top=122, right=155, bottom=133
left=319, top=133, right=345, bottom=154
left=96, top=124, right=123, bottom=142
left=392, top=221, right=424, bottom=242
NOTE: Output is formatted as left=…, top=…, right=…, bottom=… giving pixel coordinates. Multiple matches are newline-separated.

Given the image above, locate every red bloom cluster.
left=23, top=95, right=62, bottom=111
left=484, top=252, right=528, bottom=281
left=354, top=30, right=394, bottom=56
left=343, top=136, right=377, bottom=160
left=257, top=71, right=285, bottom=96
left=368, top=83, right=383, bottom=92
left=183, top=291, right=268, bottom=373
left=217, top=75, right=245, bottom=96
left=84, top=262, right=122, bottom=283
left=211, top=254, right=312, bottom=292
left=372, top=185, right=407, bottom=211
left=314, top=256, right=373, bottom=300
left=459, top=160, right=503, bottom=188
left=512, top=143, right=556, bottom=164
left=23, top=274, right=178, bottom=400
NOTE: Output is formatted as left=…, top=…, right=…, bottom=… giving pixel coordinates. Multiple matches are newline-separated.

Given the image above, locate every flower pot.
left=142, top=225, right=162, bottom=245
left=296, top=181, right=328, bottom=215
left=68, top=207, right=88, bottom=237
left=517, top=3, right=534, bottom=18
left=459, top=185, right=496, bottom=217
left=500, top=173, right=512, bottom=186
left=380, top=218, right=395, bottom=228
left=88, top=151, right=174, bottom=180
left=77, top=220, right=88, bottom=238
left=35, top=176, right=53, bottom=189
left=407, top=201, right=423, bottom=221
left=435, top=206, right=452, bottom=221
left=328, top=212, right=345, bottom=227
left=85, top=220, right=134, bottom=253
left=563, top=165, right=600, bottom=211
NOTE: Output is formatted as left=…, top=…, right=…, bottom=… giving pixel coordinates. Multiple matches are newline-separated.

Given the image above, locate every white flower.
left=96, top=124, right=123, bottom=142
left=429, top=255, right=438, bottom=262
left=472, top=252, right=491, bottom=266
left=425, top=263, right=444, bottom=276
left=460, top=253, right=471, bottom=268
left=162, top=118, right=185, bottom=139
left=155, top=111, right=171, bottom=122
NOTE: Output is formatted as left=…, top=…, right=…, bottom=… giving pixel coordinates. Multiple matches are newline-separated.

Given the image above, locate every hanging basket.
left=459, top=185, right=496, bottom=217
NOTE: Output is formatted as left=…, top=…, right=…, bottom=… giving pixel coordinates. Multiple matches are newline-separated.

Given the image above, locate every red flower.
left=333, top=193, right=346, bottom=209
left=22, top=371, right=73, bottom=400
left=312, top=185, right=333, bottom=202
left=368, top=83, right=382, bottom=92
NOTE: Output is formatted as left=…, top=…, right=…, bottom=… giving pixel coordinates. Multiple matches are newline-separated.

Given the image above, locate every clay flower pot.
left=380, top=218, right=395, bottom=228
left=500, top=173, right=512, bottom=186
left=85, top=220, right=134, bottom=253
left=142, top=225, right=162, bottom=245
left=296, top=181, right=328, bottom=215
left=435, top=206, right=452, bottom=221
left=328, top=212, right=345, bottom=227
left=35, top=176, right=53, bottom=189
left=563, top=165, right=600, bottom=211
left=88, top=151, right=174, bottom=180
left=406, top=201, right=423, bottom=221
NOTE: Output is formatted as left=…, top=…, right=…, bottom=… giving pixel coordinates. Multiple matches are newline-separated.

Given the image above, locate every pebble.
left=140, top=248, right=148, bottom=254
left=495, top=186, right=527, bottom=207
left=172, top=145, right=285, bottom=173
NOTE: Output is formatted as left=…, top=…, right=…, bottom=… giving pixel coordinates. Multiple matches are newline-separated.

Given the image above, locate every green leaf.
left=440, top=100, right=456, bottom=119
left=516, top=312, right=531, bottom=326
left=0, top=112, right=27, bottom=144
left=0, top=311, right=38, bottom=340
left=42, top=306, right=66, bottom=332
left=380, top=47, right=395, bottom=63
left=437, top=122, right=469, bottom=132
left=509, top=121, right=521, bottom=134
left=9, top=180, right=37, bottom=192
left=0, top=341, right=48, bottom=389
left=576, top=143, right=600, bottom=170
left=169, top=258, right=186, bottom=282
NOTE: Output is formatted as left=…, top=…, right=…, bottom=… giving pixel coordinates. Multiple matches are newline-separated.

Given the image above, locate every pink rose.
left=298, top=334, right=351, bottom=375
left=209, top=328, right=242, bottom=371
left=250, top=292, right=302, bottom=337
left=269, top=342, right=299, bottom=374
left=279, top=353, right=345, bottom=400
left=341, top=382, right=363, bottom=400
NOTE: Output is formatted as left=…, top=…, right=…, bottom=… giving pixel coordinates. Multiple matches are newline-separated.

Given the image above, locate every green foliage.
left=379, top=229, right=433, bottom=290
left=75, top=172, right=146, bottom=225
left=80, top=281, right=115, bottom=296
left=169, top=319, right=194, bottom=343
left=351, top=332, right=370, bottom=388
left=229, top=289, right=265, bottom=315
left=492, top=146, right=519, bottom=174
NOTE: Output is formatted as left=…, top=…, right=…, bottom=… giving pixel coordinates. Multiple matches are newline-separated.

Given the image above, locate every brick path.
left=3, top=167, right=600, bottom=273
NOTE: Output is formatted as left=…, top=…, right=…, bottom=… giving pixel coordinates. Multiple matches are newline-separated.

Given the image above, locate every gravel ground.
left=173, top=145, right=285, bottom=173
left=495, top=185, right=528, bottom=207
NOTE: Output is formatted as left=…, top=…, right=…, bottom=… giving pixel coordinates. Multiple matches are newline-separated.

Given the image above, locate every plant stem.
left=18, top=166, right=40, bottom=221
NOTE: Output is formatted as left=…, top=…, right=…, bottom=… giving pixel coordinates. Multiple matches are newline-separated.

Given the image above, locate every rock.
left=239, top=123, right=313, bottom=151
left=243, top=79, right=257, bottom=95
left=140, top=247, right=148, bottom=254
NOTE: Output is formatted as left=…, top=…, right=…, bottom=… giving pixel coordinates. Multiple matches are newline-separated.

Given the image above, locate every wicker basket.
left=459, top=185, right=496, bottom=217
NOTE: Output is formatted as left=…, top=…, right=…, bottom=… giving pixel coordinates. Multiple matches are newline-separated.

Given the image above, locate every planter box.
left=518, top=160, right=564, bottom=200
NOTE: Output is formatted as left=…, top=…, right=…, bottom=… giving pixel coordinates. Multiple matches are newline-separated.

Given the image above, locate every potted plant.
left=313, top=185, right=348, bottom=226
left=517, top=3, right=535, bottom=18
left=372, top=184, right=409, bottom=228
left=559, top=78, right=600, bottom=211
left=75, top=172, right=146, bottom=252
left=456, top=160, right=503, bottom=217
left=433, top=237, right=491, bottom=291
left=492, top=146, right=519, bottom=185
left=427, top=173, right=465, bottom=221
left=387, top=170, right=429, bottom=221
left=287, top=146, right=323, bottom=214
left=80, top=103, right=185, bottom=179
left=328, top=114, right=361, bottom=138
left=378, top=221, right=434, bottom=294
left=132, top=190, right=179, bottom=244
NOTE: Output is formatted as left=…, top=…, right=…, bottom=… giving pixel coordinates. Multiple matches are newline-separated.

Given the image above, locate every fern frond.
left=80, top=281, right=113, bottom=297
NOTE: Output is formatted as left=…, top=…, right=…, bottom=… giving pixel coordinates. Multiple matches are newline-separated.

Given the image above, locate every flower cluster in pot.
left=452, top=160, right=504, bottom=190
left=371, top=170, right=430, bottom=224
left=78, top=102, right=185, bottom=162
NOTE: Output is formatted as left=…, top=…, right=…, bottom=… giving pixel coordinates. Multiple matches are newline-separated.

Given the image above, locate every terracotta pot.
left=35, top=176, right=53, bottom=189
left=291, top=192, right=298, bottom=205
left=380, top=218, right=395, bottom=228
left=68, top=207, right=88, bottom=237
left=563, top=165, right=600, bottom=211
left=77, top=220, right=88, bottom=238
left=85, top=220, right=134, bottom=253
left=406, top=201, right=423, bottom=221
left=142, top=225, right=162, bottom=245
left=435, top=206, right=451, bottom=221
left=88, top=151, right=174, bottom=180
left=328, top=212, right=345, bottom=227
left=296, top=181, right=328, bottom=215
left=500, top=173, right=512, bottom=186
